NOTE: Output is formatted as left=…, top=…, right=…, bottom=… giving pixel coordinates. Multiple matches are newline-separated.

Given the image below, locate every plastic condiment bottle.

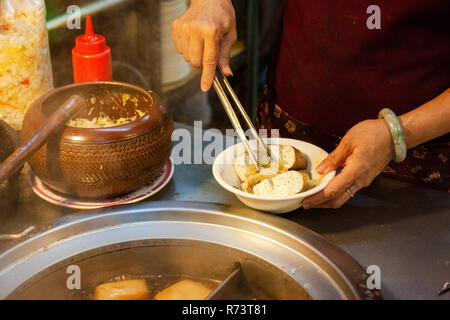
left=72, top=16, right=112, bottom=83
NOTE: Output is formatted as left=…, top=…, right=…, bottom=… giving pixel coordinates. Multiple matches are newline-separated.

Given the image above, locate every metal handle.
left=213, top=71, right=270, bottom=168
left=206, top=262, right=242, bottom=300
left=218, top=69, right=269, bottom=159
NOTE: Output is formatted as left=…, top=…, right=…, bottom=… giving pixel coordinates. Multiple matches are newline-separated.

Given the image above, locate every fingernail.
left=226, top=66, right=234, bottom=76
left=201, top=83, right=208, bottom=92
left=221, top=65, right=233, bottom=77
left=316, top=162, right=326, bottom=174
left=302, top=202, right=310, bottom=210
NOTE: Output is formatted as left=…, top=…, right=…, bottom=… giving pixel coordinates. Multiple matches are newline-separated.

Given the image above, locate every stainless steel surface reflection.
left=0, top=201, right=380, bottom=300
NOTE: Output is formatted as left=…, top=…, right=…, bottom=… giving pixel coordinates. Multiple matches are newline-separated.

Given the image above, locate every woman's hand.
left=302, top=119, right=395, bottom=209
left=172, top=0, right=237, bottom=91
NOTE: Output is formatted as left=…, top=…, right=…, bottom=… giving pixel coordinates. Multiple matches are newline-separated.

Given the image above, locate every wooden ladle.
left=0, top=95, right=87, bottom=184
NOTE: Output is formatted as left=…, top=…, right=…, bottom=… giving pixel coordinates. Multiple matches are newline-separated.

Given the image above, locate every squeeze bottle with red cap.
left=72, top=16, right=112, bottom=83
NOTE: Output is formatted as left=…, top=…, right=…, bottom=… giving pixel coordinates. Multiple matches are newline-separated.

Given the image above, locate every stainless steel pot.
left=0, top=201, right=381, bottom=300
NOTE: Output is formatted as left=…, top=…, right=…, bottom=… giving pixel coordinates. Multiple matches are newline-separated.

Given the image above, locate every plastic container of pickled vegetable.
left=0, top=0, right=54, bottom=130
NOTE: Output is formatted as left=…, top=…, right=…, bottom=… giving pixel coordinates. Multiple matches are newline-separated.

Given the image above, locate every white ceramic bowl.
left=212, top=138, right=336, bottom=214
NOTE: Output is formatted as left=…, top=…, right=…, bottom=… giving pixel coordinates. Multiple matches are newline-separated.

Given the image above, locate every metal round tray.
left=0, top=201, right=380, bottom=299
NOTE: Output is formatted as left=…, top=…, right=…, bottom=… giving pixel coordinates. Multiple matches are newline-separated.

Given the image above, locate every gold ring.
left=345, top=188, right=354, bottom=198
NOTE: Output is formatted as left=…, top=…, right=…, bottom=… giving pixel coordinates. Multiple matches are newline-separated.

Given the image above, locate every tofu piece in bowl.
left=213, top=138, right=336, bottom=213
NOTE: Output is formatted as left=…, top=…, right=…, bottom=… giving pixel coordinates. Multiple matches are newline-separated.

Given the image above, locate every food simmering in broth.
left=94, top=278, right=214, bottom=300
left=154, top=279, right=212, bottom=300
left=95, top=279, right=151, bottom=300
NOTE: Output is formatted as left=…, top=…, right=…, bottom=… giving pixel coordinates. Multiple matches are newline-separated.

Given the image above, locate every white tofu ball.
left=272, top=171, right=304, bottom=196
left=253, top=178, right=274, bottom=196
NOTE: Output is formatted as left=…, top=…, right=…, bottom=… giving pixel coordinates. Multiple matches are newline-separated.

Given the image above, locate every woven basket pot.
left=21, top=81, right=174, bottom=199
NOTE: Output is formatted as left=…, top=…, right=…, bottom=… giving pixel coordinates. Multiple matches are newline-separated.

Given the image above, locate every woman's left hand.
left=302, top=119, right=395, bottom=209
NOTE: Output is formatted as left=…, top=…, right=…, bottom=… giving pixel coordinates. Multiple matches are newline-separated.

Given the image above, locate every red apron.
left=258, top=0, right=450, bottom=191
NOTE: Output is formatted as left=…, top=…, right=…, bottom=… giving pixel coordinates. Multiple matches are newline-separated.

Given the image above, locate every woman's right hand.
left=172, top=0, right=237, bottom=91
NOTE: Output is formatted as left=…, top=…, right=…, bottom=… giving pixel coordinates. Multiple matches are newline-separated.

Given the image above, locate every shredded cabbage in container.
left=0, top=0, right=54, bottom=130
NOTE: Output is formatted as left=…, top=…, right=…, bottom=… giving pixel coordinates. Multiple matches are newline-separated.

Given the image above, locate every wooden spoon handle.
left=0, top=95, right=86, bottom=184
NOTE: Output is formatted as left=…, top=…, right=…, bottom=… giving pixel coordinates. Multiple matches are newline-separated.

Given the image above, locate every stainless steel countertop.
left=0, top=123, right=449, bottom=300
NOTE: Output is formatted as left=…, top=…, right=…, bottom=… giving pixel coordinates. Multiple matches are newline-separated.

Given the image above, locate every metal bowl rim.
left=0, top=201, right=377, bottom=300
